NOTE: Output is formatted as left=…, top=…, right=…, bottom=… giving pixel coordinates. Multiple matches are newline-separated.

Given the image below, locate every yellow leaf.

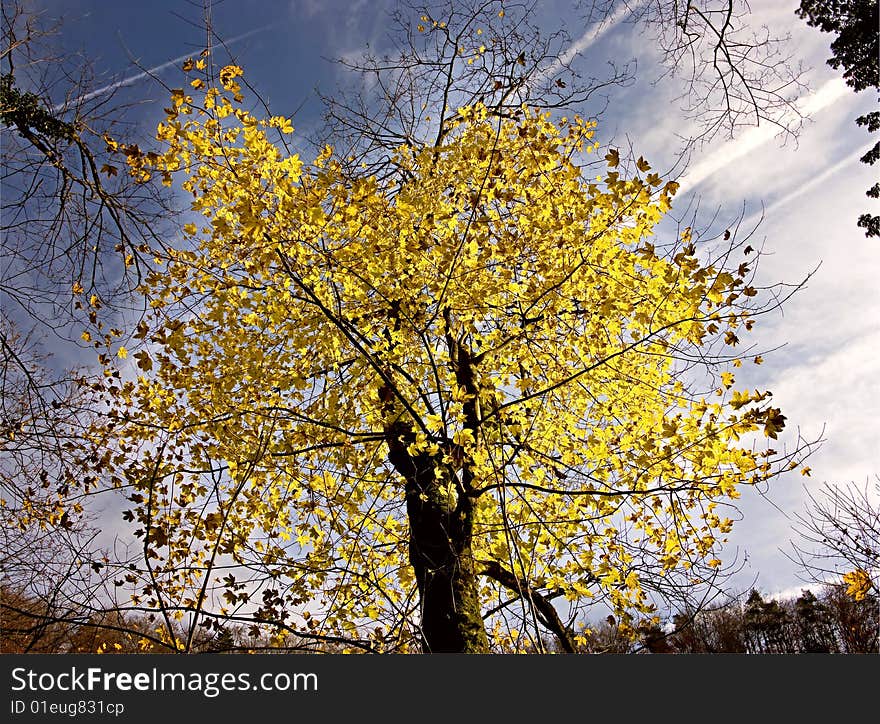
left=134, top=350, right=153, bottom=371
left=842, top=570, right=871, bottom=601
left=219, top=64, right=244, bottom=90
left=762, top=408, right=786, bottom=439
left=604, top=148, right=619, bottom=168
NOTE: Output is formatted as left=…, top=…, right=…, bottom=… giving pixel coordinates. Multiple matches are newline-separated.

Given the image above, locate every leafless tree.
left=789, top=478, right=880, bottom=598
left=578, top=0, right=808, bottom=146
left=1, top=0, right=177, bottom=649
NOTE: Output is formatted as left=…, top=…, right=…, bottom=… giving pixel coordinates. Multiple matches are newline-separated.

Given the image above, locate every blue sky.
left=22, top=0, right=880, bottom=602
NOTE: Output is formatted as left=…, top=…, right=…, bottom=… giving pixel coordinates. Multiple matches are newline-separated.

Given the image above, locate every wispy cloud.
left=558, top=2, right=636, bottom=63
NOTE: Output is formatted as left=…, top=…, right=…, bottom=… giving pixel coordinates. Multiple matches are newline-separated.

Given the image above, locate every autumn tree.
left=59, top=0, right=822, bottom=653
left=796, top=0, right=880, bottom=237
left=821, top=578, right=879, bottom=653
left=793, top=588, right=838, bottom=653
left=669, top=594, right=749, bottom=653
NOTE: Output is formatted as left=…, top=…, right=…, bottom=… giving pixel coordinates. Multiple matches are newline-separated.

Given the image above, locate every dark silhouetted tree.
left=796, top=0, right=880, bottom=237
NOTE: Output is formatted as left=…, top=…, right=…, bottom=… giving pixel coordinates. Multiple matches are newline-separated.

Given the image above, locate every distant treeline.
left=582, top=585, right=878, bottom=654
left=2, top=582, right=876, bottom=654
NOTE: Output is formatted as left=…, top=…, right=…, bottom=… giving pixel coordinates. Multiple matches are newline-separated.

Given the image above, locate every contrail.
left=556, top=2, right=636, bottom=65
left=677, top=77, right=850, bottom=196
left=530, top=1, right=642, bottom=85
left=743, top=145, right=869, bottom=228
left=52, top=24, right=270, bottom=113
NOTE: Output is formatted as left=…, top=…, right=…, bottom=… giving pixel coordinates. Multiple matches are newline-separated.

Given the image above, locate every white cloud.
left=747, top=146, right=868, bottom=225
left=722, top=152, right=880, bottom=591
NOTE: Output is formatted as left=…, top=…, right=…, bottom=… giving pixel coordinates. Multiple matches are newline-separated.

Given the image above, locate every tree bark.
left=383, top=406, right=489, bottom=653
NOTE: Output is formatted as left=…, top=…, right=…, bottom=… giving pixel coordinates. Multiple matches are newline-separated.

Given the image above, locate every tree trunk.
left=406, top=474, right=488, bottom=652
left=384, top=412, right=489, bottom=653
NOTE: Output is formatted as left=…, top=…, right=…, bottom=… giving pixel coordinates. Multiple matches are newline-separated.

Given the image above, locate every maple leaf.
left=762, top=408, right=787, bottom=439
left=842, top=570, right=871, bottom=601
left=604, top=148, right=619, bottom=168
